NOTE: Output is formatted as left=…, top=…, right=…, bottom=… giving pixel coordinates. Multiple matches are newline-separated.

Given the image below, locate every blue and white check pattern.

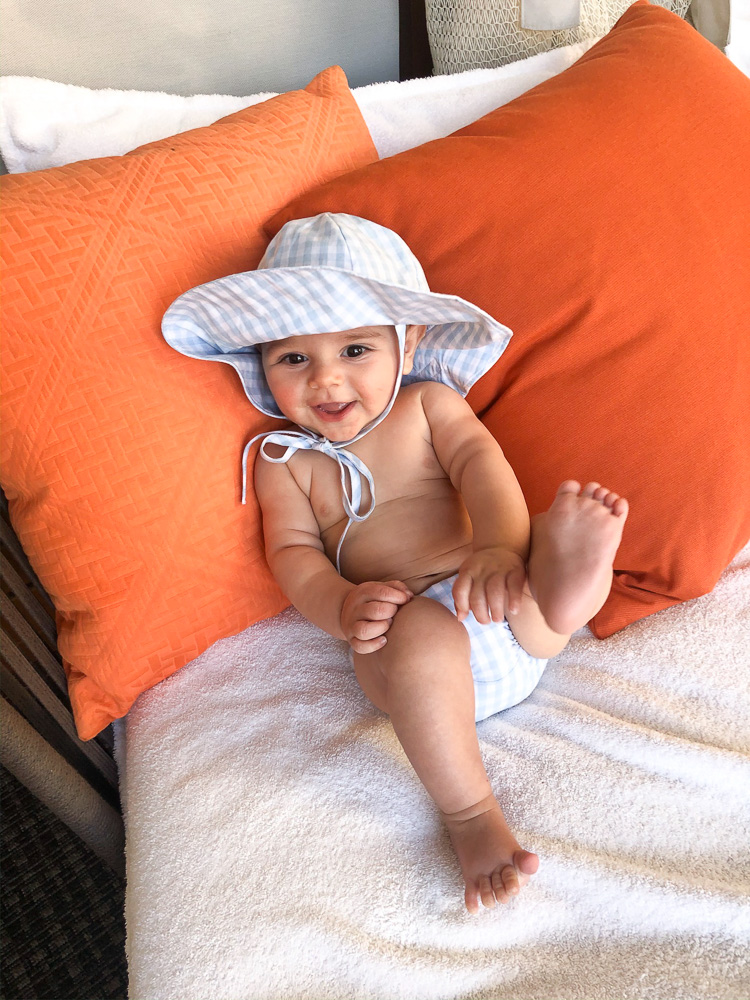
left=421, top=575, right=548, bottom=721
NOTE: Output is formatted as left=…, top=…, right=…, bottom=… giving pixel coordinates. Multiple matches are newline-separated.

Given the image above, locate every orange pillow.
left=0, top=66, right=377, bottom=740
left=269, top=3, right=750, bottom=637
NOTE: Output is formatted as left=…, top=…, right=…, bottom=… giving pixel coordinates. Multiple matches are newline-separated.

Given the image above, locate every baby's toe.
left=478, top=874, right=496, bottom=909
left=592, top=485, right=610, bottom=503
left=491, top=869, right=510, bottom=904
left=464, top=885, right=480, bottom=915
left=557, top=479, right=581, bottom=497
left=514, top=849, right=540, bottom=877
left=612, top=495, right=629, bottom=518
left=581, top=482, right=602, bottom=499
left=594, top=488, right=620, bottom=509
left=500, top=865, right=520, bottom=898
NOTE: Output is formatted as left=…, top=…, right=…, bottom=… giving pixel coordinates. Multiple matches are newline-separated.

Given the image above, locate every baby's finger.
left=452, top=572, right=472, bottom=622
left=374, top=581, right=414, bottom=605
left=349, top=634, right=389, bottom=655
left=485, top=574, right=508, bottom=623
left=505, top=565, right=527, bottom=616
left=469, top=578, right=491, bottom=625
left=351, top=617, right=391, bottom=642
left=362, top=599, right=401, bottom=622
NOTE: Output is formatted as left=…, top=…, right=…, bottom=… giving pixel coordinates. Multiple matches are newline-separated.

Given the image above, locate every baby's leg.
left=353, top=596, right=538, bottom=913
left=507, top=480, right=629, bottom=657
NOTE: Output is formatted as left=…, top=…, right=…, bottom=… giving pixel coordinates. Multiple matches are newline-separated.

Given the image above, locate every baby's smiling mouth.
left=314, top=401, right=355, bottom=421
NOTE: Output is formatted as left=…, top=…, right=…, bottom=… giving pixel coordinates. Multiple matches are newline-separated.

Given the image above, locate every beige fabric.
left=1, top=698, right=125, bottom=875
left=687, top=0, right=730, bottom=47
left=426, top=0, right=692, bottom=73
left=0, top=0, right=399, bottom=95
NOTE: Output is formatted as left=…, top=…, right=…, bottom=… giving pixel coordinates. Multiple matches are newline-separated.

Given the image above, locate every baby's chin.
left=293, top=407, right=383, bottom=443
left=314, top=424, right=368, bottom=444
left=284, top=416, right=368, bottom=443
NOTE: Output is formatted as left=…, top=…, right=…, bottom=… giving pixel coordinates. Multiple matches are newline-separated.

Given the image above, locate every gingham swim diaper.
left=422, top=575, right=548, bottom=722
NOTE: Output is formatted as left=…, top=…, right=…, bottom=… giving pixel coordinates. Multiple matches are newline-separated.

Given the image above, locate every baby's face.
left=261, top=326, right=413, bottom=442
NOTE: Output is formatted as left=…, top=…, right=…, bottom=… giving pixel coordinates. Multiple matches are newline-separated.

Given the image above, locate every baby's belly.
left=329, top=494, right=474, bottom=594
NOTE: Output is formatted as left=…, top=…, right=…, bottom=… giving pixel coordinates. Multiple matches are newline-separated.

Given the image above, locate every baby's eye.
left=279, top=353, right=307, bottom=365
left=344, top=344, right=369, bottom=358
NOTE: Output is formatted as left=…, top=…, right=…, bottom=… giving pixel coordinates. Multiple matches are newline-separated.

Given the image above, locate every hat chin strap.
left=241, top=326, right=406, bottom=573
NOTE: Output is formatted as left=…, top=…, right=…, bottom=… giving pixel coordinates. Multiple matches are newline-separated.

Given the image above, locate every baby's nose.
left=308, top=364, right=342, bottom=389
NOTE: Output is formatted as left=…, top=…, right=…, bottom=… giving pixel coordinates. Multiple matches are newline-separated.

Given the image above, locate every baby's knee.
left=388, top=595, right=470, bottom=656
left=355, top=597, right=471, bottom=711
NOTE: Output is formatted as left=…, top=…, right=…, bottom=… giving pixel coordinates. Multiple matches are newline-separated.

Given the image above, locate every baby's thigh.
left=351, top=595, right=470, bottom=715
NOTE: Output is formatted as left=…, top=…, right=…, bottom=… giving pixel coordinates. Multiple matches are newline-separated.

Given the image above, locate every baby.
left=163, top=213, right=628, bottom=914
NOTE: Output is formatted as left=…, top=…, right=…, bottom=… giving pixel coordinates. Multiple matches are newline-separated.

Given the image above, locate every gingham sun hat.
left=162, top=212, right=512, bottom=417
left=162, top=213, right=514, bottom=570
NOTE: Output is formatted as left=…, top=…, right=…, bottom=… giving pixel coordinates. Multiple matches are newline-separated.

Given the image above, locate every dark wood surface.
left=0, top=491, right=120, bottom=812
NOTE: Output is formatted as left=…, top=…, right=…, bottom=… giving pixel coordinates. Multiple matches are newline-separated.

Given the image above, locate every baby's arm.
left=255, top=454, right=411, bottom=652
left=421, top=382, right=531, bottom=624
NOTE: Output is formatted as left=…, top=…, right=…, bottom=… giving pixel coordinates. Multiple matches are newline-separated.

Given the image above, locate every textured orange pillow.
left=0, top=66, right=377, bottom=739
left=270, top=3, right=750, bottom=637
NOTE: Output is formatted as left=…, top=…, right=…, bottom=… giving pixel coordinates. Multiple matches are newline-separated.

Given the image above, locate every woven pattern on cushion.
left=0, top=66, right=378, bottom=740
left=426, top=0, right=691, bottom=73
left=268, top=3, right=750, bottom=638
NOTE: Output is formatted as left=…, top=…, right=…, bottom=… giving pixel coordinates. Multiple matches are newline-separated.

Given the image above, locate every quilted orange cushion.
left=269, top=3, right=750, bottom=637
left=1, top=66, right=377, bottom=739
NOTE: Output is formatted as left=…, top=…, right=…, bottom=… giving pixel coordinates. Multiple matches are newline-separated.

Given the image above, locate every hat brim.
left=162, top=266, right=512, bottom=417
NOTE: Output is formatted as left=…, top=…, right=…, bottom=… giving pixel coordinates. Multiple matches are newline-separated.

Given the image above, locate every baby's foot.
left=529, top=480, right=629, bottom=635
left=441, top=794, right=539, bottom=914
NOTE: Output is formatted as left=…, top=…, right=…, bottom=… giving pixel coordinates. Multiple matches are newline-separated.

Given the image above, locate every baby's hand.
left=341, top=580, right=413, bottom=654
left=453, top=548, right=527, bottom=625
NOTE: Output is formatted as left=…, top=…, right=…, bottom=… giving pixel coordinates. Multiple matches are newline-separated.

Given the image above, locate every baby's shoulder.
left=398, top=380, right=467, bottom=420
left=253, top=437, right=314, bottom=497
left=390, top=381, right=433, bottom=430
left=397, top=380, right=458, bottom=407
left=389, top=382, right=466, bottom=446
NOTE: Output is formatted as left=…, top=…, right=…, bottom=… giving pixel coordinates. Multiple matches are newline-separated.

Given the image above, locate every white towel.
left=0, top=40, right=599, bottom=173
left=118, top=540, right=750, bottom=1000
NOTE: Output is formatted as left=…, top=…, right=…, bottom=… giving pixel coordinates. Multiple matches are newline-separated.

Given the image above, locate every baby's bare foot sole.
left=529, top=480, right=629, bottom=635
left=441, top=794, right=539, bottom=914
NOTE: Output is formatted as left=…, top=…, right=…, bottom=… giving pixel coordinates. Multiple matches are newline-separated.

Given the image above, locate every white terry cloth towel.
left=0, top=39, right=599, bottom=173
left=117, top=540, right=750, bottom=1000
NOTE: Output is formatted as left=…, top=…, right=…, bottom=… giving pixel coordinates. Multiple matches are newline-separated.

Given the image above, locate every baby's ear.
left=402, top=325, right=427, bottom=375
